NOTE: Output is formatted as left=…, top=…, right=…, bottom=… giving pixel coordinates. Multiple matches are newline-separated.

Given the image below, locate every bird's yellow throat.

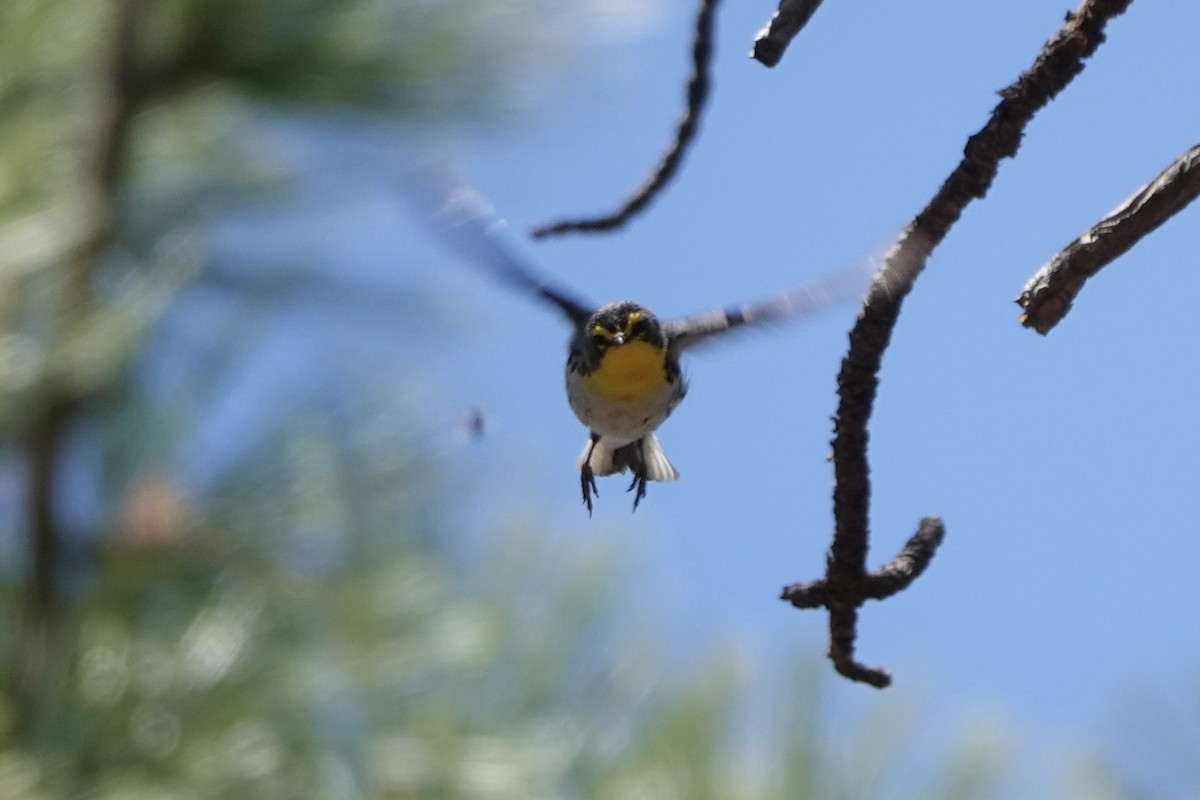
left=585, top=341, right=668, bottom=402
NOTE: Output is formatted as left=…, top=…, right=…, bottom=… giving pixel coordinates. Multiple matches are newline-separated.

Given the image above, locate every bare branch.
left=530, top=0, right=720, bottom=239
left=787, top=0, right=1133, bottom=687
left=863, top=517, right=946, bottom=600
left=828, top=607, right=890, bottom=687
left=782, top=516, right=945, bottom=688
left=25, top=0, right=141, bottom=624
left=15, top=0, right=147, bottom=725
left=1017, top=141, right=1200, bottom=334
left=751, top=0, right=826, bottom=68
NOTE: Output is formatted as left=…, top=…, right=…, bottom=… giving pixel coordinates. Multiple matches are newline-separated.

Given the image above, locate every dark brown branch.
left=783, top=516, right=945, bottom=688
left=1017, top=141, right=1200, bottom=334
left=15, top=0, right=146, bottom=726
left=751, top=0, right=826, bottom=67
left=27, top=0, right=143, bottom=614
left=782, top=520, right=946, bottom=688
left=828, top=607, right=885, bottom=686
left=863, top=517, right=945, bottom=599
left=529, top=0, right=720, bottom=239
left=788, top=0, right=1132, bottom=688
left=22, top=398, right=80, bottom=621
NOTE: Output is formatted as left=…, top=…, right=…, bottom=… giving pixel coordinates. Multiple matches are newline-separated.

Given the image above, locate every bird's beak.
left=611, top=332, right=626, bottom=346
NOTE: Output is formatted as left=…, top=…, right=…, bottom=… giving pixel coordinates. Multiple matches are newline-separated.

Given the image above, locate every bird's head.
left=585, top=302, right=667, bottom=355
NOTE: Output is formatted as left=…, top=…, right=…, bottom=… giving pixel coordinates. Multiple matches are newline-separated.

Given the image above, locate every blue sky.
left=428, top=0, right=1200, bottom=764
left=126, top=0, right=1200, bottom=788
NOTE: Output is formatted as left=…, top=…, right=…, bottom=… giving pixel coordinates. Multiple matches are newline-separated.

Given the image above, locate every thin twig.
left=751, top=0, right=826, bottom=67
left=530, top=0, right=720, bottom=238
left=1017, top=141, right=1200, bottom=334
left=789, top=0, right=1133, bottom=688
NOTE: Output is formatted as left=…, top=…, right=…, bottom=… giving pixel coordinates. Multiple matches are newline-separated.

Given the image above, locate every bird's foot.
left=581, top=466, right=599, bottom=516
left=626, top=473, right=648, bottom=511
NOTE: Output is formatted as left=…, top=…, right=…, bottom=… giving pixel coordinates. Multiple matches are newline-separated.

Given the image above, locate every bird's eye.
left=629, top=318, right=648, bottom=337
left=588, top=324, right=614, bottom=348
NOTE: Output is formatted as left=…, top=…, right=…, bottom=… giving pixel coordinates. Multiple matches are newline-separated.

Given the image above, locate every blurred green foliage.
left=0, top=397, right=1017, bottom=800
left=0, top=0, right=547, bottom=433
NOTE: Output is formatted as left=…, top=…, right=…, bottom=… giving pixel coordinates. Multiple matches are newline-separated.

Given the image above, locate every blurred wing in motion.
left=664, top=258, right=875, bottom=354
left=424, top=183, right=595, bottom=328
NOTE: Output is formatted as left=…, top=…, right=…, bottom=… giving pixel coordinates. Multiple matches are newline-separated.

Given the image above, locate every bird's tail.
left=637, top=434, right=680, bottom=482
left=578, top=438, right=619, bottom=476
left=577, top=435, right=679, bottom=482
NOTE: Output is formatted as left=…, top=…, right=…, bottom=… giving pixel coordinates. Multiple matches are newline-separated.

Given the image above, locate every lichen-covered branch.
left=1017, top=141, right=1200, bottom=334
left=782, top=518, right=945, bottom=687
left=863, top=517, right=946, bottom=600
left=530, top=0, right=720, bottom=238
left=789, top=0, right=1133, bottom=688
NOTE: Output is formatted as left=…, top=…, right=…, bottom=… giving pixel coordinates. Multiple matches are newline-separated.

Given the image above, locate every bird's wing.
left=425, top=184, right=594, bottom=328
left=664, top=259, right=875, bottom=353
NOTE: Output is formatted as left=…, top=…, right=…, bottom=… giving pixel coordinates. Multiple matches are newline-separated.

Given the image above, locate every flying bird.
left=430, top=186, right=870, bottom=514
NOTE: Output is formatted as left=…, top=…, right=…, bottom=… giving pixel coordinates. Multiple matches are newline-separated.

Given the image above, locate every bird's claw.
left=626, top=473, right=648, bottom=511
left=580, top=466, right=599, bottom=516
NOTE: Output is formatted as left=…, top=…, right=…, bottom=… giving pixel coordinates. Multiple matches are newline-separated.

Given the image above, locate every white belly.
left=566, top=369, right=681, bottom=445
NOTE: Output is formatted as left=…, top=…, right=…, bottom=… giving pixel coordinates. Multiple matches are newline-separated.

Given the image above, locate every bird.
left=429, top=185, right=871, bottom=514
